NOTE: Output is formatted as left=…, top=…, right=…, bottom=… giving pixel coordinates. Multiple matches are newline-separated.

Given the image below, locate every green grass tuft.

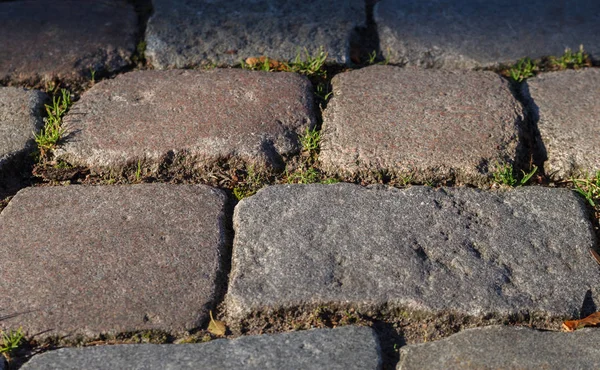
left=34, top=88, right=72, bottom=159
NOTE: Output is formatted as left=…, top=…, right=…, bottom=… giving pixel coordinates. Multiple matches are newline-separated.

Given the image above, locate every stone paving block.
left=0, top=0, right=137, bottom=85
left=0, top=184, right=227, bottom=338
left=321, top=66, right=525, bottom=185
left=0, top=87, right=47, bottom=170
left=523, top=69, right=600, bottom=180
left=397, top=325, right=600, bottom=370
left=20, top=326, right=381, bottom=370
left=55, top=69, right=315, bottom=171
left=145, top=0, right=364, bottom=68
left=226, top=184, right=599, bottom=321
left=375, top=0, right=600, bottom=68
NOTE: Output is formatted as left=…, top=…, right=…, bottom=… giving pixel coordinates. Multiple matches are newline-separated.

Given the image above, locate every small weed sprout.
left=233, top=165, right=265, bottom=200
left=286, top=47, right=328, bottom=77
left=300, top=128, right=321, bottom=153
left=89, top=68, right=96, bottom=84
left=0, top=327, right=24, bottom=356
left=571, top=171, right=600, bottom=207
left=315, top=83, right=333, bottom=102
left=552, top=45, right=588, bottom=69
left=493, top=163, right=538, bottom=187
left=367, top=50, right=378, bottom=65
left=509, top=57, right=536, bottom=82
left=135, top=160, right=143, bottom=182
left=34, top=88, right=72, bottom=158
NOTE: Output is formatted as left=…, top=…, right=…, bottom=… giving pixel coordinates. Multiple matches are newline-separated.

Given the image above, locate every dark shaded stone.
left=0, top=0, right=137, bottom=85
left=226, top=184, right=598, bottom=321
left=145, top=0, right=364, bottom=68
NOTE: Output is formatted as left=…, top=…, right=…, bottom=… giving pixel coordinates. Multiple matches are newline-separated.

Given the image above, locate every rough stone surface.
left=523, top=69, right=600, bottom=180
left=321, top=66, right=525, bottom=185
left=20, top=326, right=381, bottom=370
left=0, top=184, right=227, bottom=338
left=0, top=87, right=47, bottom=170
left=145, top=0, right=364, bottom=68
left=0, top=0, right=137, bottom=84
left=226, top=184, right=599, bottom=321
left=55, top=69, right=314, bottom=171
left=397, top=325, right=600, bottom=370
left=375, top=0, right=600, bottom=68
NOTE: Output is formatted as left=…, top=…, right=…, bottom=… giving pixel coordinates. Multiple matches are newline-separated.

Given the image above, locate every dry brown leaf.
left=207, top=310, right=226, bottom=336
left=590, top=248, right=600, bottom=265
left=245, top=57, right=259, bottom=66
left=562, top=312, right=600, bottom=331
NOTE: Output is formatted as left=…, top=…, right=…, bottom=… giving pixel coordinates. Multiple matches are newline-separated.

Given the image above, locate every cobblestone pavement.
left=1, top=1, right=600, bottom=369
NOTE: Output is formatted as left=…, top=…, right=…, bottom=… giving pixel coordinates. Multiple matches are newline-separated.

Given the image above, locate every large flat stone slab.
left=321, top=66, right=525, bottom=185
left=397, top=325, right=600, bottom=369
left=0, top=0, right=136, bottom=85
left=21, top=326, right=381, bottom=370
left=226, top=184, right=599, bottom=321
left=0, top=87, right=47, bottom=170
left=523, top=69, right=600, bottom=180
left=375, top=0, right=600, bottom=68
left=56, top=69, right=315, bottom=171
left=0, top=184, right=227, bottom=338
left=145, top=0, right=364, bottom=68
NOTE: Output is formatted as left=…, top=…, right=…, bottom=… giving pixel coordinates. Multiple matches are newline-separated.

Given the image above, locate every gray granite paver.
left=55, top=69, right=315, bottom=171
left=0, top=0, right=136, bottom=84
left=226, top=184, right=598, bottom=321
left=321, top=66, right=525, bottom=185
left=397, top=326, right=600, bottom=370
left=523, top=69, right=600, bottom=180
left=375, top=0, right=600, bottom=68
left=0, top=87, right=47, bottom=170
left=145, top=0, right=364, bottom=68
left=20, top=326, right=381, bottom=370
left=0, top=184, right=227, bottom=338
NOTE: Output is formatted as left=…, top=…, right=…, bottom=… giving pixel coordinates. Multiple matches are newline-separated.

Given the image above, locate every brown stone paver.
left=0, top=184, right=227, bottom=338
left=145, top=0, right=364, bottom=68
left=321, top=65, right=526, bottom=185
left=375, top=0, right=600, bottom=68
left=0, top=0, right=137, bottom=85
left=523, top=69, right=600, bottom=180
left=0, top=87, right=47, bottom=170
left=55, top=69, right=315, bottom=171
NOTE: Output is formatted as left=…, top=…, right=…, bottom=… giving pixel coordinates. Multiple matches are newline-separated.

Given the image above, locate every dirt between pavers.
left=4, top=304, right=566, bottom=370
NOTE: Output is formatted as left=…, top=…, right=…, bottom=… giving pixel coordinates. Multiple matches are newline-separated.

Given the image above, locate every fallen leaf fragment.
left=207, top=310, right=226, bottom=336
left=562, top=311, right=600, bottom=331
left=590, top=248, right=600, bottom=265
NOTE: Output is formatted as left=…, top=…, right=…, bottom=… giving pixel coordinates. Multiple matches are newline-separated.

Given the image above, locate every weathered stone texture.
left=56, top=69, right=315, bottom=171
left=226, top=184, right=598, bottom=321
left=375, top=0, right=600, bottom=68
left=321, top=66, right=525, bottom=185
left=0, top=87, right=47, bottom=170
left=398, top=326, right=600, bottom=370
left=0, top=0, right=137, bottom=84
left=20, top=326, right=381, bottom=370
left=523, top=69, right=600, bottom=180
left=0, top=184, right=227, bottom=338
left=145, top=0, right=364, bottom=68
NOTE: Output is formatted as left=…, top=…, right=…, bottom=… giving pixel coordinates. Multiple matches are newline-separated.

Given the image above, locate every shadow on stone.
left=580, top=289, right=597, bottom=318
left=349, top=0, right=381, bottom=64
left=371, top=319, right=405, bottom=370
left=511, top=80, right=548, bottom=175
